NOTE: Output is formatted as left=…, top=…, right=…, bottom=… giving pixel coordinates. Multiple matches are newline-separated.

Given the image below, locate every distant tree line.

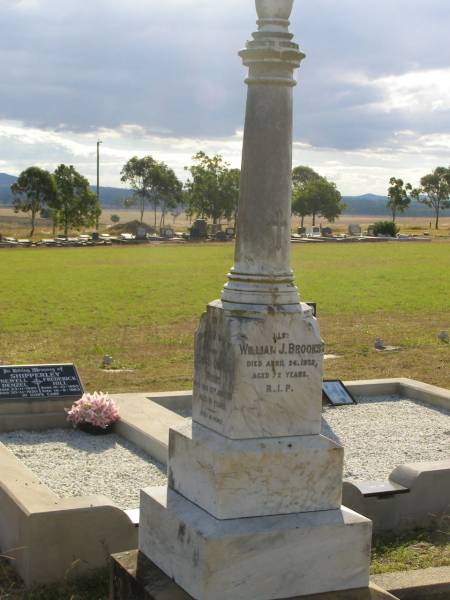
left=12, top=155, right=351, bottom=237
left=387, top=166, right=450, bottom=229
left=11, top=165, right=99, bottom=237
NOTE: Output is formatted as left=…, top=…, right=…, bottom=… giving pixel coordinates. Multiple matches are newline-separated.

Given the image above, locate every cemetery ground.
left=0, top=242, right=449, bottom=599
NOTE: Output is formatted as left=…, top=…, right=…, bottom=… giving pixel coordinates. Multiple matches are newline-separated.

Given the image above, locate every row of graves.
left=0, top=221, right=236, bottom=249
left=1, top=2, right=448, bottom=599
left=292, top=224, right=433, bottom=243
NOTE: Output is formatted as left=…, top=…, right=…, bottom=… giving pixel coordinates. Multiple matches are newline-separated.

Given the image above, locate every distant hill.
left=0, top=171, right=442, bottom=217
left=0, top=173, right=17, bottom=205
left=0, top=173, right=131, bottom=209
left=0, top=173, right=17, bottom=185
left=342, top=193, right=436, bottom=217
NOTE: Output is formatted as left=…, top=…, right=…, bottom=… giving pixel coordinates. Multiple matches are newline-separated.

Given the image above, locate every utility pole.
left=96, top=140, right=102, bottom=231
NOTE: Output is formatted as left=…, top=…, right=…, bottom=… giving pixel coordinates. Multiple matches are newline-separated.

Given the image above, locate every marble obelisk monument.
left=139, top=1, right=372, bottom=598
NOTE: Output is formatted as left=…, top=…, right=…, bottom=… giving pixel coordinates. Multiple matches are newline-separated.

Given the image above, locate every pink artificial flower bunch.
left=66, top=392, right=120, bottom=429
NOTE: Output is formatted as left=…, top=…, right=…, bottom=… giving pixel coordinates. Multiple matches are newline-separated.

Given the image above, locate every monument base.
left=110, top=550, right=399, bottom=600
left=138, top=487, right=372, bottom=600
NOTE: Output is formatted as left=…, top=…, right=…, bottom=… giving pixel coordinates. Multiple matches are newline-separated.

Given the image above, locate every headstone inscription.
left=0, top=364, right=83, bottom=401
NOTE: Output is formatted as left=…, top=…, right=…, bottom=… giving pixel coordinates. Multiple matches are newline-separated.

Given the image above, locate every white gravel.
left=0, top=429, right=166, bottom=510
left=1, top=396, right=448, bottom=507
left=175, top=395, right=449, bottom=482
left=322, top=395, right=450, bottom=481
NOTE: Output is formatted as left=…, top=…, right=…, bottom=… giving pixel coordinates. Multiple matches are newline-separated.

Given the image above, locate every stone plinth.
left=193, top=301, right=323, bottom=439
left=111, top=551, right=399, bottom=600
left=168, top=420, right=343, bottom=519
left=139, top=487, right=372, bottom=600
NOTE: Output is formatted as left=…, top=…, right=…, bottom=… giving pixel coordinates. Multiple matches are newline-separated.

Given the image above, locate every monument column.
left=138, top=2, right=373, bottom=599
left=223, top=0, right=304, bottom=309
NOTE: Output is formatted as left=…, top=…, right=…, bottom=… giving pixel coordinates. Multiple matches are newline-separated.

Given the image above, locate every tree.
left=11, top=167, right=57, bottom=237
left=292, top=176, right=345, bottom=226
left=53, top=165, right=100, bottom=236
left=120, top=156, right=182, bottom=226
left=412, top=167, right=450, bottom=230
left=110, top=214, right=121, bottom=224
left=292, top=165, right=321, bottom=186
left=292, top=187, right=310, bottom=228
left=184, top=152, right=240, bottom=224
left=221, top=168, right=240, bottom=223
left=387, top=177, right=412, bottom=223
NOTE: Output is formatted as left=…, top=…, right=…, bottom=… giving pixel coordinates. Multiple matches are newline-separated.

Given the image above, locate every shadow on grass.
left=371, top=515, right=450, bottom=575
left=0, top=558, right=109, bottom=600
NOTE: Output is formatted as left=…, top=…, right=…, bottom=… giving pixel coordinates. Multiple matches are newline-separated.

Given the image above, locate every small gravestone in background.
left=190, top=219, right=208, bottom=239
left=160, top=227, right=174, bottom=239
left=136, top=226, right=147, bottom=240
left=348, top=223, right=362, bottom=236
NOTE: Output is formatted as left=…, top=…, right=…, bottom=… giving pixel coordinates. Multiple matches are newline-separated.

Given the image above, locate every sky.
left=1, top=0, right=450, bottom=195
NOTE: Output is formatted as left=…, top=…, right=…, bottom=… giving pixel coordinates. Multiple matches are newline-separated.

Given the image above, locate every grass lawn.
left=0, top=241, right=448, bottom=391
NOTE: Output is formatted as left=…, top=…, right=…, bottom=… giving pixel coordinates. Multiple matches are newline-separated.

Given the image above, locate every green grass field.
left=0, top=241, right=449, bottom=391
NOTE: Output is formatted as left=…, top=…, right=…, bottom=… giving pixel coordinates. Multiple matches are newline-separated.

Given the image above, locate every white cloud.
left=349, top=68, right=450, bottom=114
left=1, top=120, right=448, bottom=196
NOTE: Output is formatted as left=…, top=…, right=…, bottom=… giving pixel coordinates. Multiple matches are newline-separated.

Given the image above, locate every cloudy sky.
left=1, top=0, right=449, bottom=195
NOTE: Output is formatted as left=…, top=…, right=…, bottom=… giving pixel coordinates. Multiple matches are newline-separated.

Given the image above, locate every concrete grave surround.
left=1, top=380, right=448, bottom=585
left=138, top=2, right=373, bottom=598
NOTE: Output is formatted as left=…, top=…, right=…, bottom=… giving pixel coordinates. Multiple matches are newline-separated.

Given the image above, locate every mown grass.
left=371, top=518, right=450, bottom=574
left=0, top=242, right=449, bottom=391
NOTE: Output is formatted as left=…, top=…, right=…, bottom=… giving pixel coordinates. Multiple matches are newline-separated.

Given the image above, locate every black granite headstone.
left=0, top=364, right=83, bottom=401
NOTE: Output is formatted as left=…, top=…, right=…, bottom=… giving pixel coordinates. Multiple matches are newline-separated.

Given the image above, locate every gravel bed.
left=0, top=429, right=166, bottom=510
left=174, top=395, right=450, bottom=481
left=322, top=395, right=450, bottom=481
left=1, top=397, right=448, bottom=505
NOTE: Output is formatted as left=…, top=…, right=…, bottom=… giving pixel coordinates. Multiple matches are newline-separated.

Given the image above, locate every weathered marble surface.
left=193, top=302, right=324, bottom=439
left=111, top=550, right=399, bottom=600
left=168, top=420, right=343, bottom=519
left=139, top=487, right=372, bottom=600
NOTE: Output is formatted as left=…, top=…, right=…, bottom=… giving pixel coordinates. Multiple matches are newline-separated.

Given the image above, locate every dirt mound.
left=108, top=220, right=156, bottom=235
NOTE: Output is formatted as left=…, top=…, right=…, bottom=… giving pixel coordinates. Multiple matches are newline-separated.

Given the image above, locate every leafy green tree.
left=222, top=168, right=240, bottom=223
left=292, top=177, right=344, bottom=226
left=11, top=167, right=57, bottom=237
left=184, top=152, right=239, bottom=224
left=412, top=167, right=450, bottom=230
left=292, top=165, right=321, bottom=187
left=53, top=165, right=100, bottom=237
left=387, top=178, right=412, bottom=223
left=120, top=156, right=182, bottom=226
left=292, top=188, right=310, bottom=228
